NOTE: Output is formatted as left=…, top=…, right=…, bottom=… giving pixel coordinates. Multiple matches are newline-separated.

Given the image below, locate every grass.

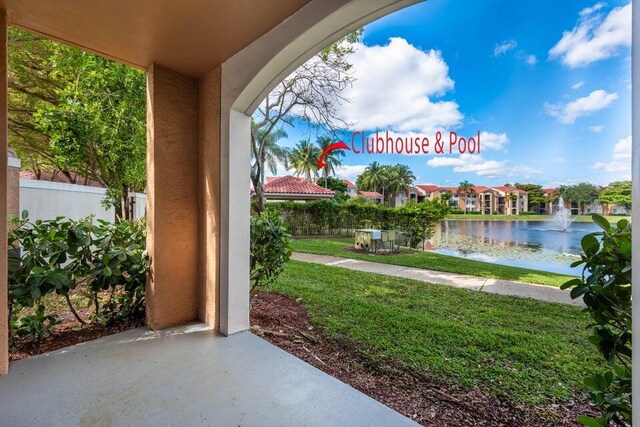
left=446, top=213, right=631, bottom=223
left=271, top=261, right=601, bottom=405
left=292, top=237, right=576, bottom=287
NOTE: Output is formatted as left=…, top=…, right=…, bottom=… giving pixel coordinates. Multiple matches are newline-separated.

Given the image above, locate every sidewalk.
left=291, top=252, right=583, bottom=307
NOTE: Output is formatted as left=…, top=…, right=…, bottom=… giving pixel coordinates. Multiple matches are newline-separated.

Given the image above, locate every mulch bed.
left=9, top=310, right=143, bottom=362
left=250, top=290, right=598, bottom=427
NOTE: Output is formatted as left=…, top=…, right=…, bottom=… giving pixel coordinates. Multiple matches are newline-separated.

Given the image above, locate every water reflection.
left=426, top=220, right=598, bottom=275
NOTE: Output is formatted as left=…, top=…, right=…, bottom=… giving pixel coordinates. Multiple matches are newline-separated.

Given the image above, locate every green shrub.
left=562, top=214, right=631, bottom=426
left=250, top=210, right=292, bottom=290
left=8, top=212, right=148, bottom=344
left=268, top=198, right=450, bottom=239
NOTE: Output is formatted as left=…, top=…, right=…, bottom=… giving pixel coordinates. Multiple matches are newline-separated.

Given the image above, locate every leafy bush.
left=268, top=198, right=450, bottom=239
left=250, top=210, right=292, bottom=290
left=562, top=214, right=631, bottom=426
left=396, top=201, right=450, bottom=248
left=8, top=212, right=148, bottom=344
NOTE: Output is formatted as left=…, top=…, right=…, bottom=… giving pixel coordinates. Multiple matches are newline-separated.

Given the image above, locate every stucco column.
left=0, top=9, right=8, bottom=375
left=198, top=68, right=221, bottom=327
left=146, top=64, right=200, bottom=329
left=218, top=101, right=250, bottom=336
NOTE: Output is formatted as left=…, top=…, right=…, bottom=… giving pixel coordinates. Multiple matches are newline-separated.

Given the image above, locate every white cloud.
left=480, top=131, right=509, bottom=151
left=427, top=154, right=542, bottom=178
left=493, top=39, right=517, bottom=56
left=580, top=2, right=606, bottom=18
left=340, top=38, right=462, bottom=135
left=593, top=135, right=632, bottom=179
left=525, top=54, right=538, bottom=65
left=507, top=165, right=544, bottom=178
left=549, top=2, right=631, bottom=68
left=544, top=89, right=617, bottom=124
left=428, top=154, right=507, bottom=177
left=551, top=157, right=566, bottom=163
left=588, top=124, right=604, bottom=133
left=335, top=164, right=367, bottom=183
left=571, top=81, right=585, bottom=90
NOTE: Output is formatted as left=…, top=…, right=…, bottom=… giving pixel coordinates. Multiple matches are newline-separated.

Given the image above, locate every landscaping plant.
left=561, top=214, right=631, bottom=427
left=8, top=212, right=148, bottom=345
left=250, top=210, right=292, bottom=290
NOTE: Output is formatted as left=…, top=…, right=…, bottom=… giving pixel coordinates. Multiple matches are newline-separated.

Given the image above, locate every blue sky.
left=268, top=0, right=631, bottom=188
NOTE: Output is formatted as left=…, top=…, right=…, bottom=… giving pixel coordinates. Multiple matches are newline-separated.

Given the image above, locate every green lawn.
left=446, top=213, right=631, bottom=223
left=271, top=261, right=601, bottom=405
left=292, top=237, right=576, bottom=287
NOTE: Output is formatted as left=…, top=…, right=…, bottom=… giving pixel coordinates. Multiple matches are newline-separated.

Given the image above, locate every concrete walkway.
left=292, top=252, right=582, bottom=307
left=0, top=324, right=417, bottom=427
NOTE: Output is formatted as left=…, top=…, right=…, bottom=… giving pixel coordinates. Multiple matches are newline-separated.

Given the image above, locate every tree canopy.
left=598, top=181, right=631, bottom=209
left=9, top=28, right=147, bottom=219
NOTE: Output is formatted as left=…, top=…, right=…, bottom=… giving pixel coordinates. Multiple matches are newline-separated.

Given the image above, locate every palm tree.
left=356, top=161, right=387, bottom=200
left=250, top=120, right=291, bottom=211
left=316, top=136, right=344, bottom=187
left=457, top=180, right=475, bottom=211
left=457, top=180, right=475, bottom=195
left=289, top=139, right=320, bottom=182
left=251, top=123, right=290, bottom=186
left=387, top=164, right=415, bottom=206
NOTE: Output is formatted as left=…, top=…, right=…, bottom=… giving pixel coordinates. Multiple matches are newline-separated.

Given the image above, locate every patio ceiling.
left=1, top=0, right=310, bottom=77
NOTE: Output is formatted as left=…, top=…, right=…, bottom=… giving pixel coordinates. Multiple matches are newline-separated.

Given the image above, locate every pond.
left=426, top=220, right=600, bottom=275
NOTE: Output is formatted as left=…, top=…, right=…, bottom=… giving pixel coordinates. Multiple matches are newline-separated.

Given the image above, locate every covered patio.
left=1, top=0, right=640, bottom=425
left=0, top=0, right=423, bottom=425
left=0, top=324, right=416, bottom=426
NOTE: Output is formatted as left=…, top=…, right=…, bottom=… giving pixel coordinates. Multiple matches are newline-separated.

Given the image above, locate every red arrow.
left=317, top=141, right=351, bottom=168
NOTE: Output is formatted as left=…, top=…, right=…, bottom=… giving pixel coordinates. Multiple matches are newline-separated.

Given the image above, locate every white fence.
left=19, top=179, right=146, bottom=222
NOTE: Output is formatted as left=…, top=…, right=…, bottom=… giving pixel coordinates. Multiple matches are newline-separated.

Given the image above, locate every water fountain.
left=552, top=196, right=574, bottom=231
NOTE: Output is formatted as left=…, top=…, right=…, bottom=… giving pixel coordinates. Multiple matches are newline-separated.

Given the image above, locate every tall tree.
left=356, top=161, right=388, bottom=201
left=387, top=164, right=416, bottom=206
left=558, top=183, right=599, bottom=215
left=356, top=163, right=415, bottom=206
left=598, top=181, right=632, bottom=210
left=316, top=136, right=344, bottom=187
left=250, top=30, right=362, bottom=210
left=289, top=140, right=320, bottom=182
left=9, top=28, right=146, bottom=219
left=457, top=180, right=475, bottom=194
left=514, top=183, right=545, bottom=212
left=250, top=120, right=289, bottom=211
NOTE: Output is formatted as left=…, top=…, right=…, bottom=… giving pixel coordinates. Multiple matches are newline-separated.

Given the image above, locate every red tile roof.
left=542, top=188, right=556, bottom=194
left=357, top=190, right=383, bottom=198
left=436, top=186, right=459, bottom=193
left=492, top=186, right=528, bottom=194
left=343, top=179, right=356, bottom=188
left=20, top=170, right=105, bottom=188
left=473, top=186, right=491, bottom=193
left=263, top=176, right=334, bottom=195
left=416, top=184, right=439, bottom=193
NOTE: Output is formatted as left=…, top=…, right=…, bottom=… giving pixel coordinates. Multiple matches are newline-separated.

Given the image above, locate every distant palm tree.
left=387, top=164, right=415, bottom=206
left=290, top=139, right=321, bottom=181
left=458, top=180, right=475, bottom=195
left=251, top=124, right=289, bottom=185
left=316, top=136, right=344, bottom=187
left=357, top=161, right=387, bottom=199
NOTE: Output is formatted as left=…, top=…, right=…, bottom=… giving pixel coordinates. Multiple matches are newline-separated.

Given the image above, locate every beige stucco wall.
left=146, top=64, right=200, bottom=330
left=198, top=67, right=221, bottom=328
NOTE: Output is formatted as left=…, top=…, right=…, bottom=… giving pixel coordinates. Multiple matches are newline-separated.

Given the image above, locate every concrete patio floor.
left=0, top=324, right=417, bottom=427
